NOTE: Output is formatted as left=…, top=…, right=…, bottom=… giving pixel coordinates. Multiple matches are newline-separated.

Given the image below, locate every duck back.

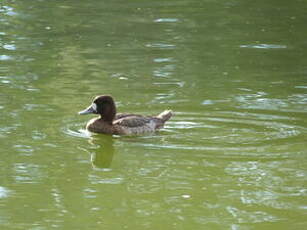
left=113, top=110, right=172, bottom=135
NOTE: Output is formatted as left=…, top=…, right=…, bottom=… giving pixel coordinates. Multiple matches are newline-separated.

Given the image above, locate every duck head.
left=79, top=95, right=116, bottom=123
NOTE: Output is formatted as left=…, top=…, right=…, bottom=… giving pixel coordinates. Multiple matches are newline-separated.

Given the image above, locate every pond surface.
left=1, top=0, right=307, bottom=229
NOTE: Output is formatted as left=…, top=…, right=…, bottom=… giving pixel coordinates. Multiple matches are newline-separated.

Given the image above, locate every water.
left=1, top=0, right=307, bottom=229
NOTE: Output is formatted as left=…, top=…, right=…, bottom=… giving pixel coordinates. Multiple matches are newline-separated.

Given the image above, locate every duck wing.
left=115, top=113, right=140, bottom=120
left=113, top=115, right=155, bottom=128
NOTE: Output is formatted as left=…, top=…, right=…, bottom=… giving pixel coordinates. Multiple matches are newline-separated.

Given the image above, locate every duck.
left=78, top=95, right=172, bottom=135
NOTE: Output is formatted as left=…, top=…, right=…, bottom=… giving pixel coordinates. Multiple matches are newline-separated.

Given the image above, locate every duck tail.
left=157, top=110, right=173, bottom=122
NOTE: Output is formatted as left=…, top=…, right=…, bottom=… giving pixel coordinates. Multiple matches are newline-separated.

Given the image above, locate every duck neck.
left=100, top=104, right=116, bottom=125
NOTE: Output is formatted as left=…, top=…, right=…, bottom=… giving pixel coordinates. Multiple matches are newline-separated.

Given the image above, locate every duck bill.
left=78, top=104, right=96, bottom=115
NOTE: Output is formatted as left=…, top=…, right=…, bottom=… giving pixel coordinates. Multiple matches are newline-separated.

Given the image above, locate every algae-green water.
left=0, top=0, right=306, bottom=229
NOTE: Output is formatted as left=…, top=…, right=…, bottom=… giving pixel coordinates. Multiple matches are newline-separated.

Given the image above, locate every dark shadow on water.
left=89, top=134, right=115, bottom=170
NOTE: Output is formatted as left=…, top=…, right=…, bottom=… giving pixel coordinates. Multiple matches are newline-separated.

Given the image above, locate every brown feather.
left=80, top=95, right=173, bottom=135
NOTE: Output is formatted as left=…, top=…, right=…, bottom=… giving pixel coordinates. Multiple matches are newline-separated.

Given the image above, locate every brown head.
left=79, top=95, right=116, bottom=124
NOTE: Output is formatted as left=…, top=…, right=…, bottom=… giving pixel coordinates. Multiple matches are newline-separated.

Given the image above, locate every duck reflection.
left=89, top=135, right=115, bottom=169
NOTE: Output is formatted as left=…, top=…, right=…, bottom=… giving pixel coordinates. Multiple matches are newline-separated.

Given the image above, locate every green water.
left=1, top=0, right=307, bottom=229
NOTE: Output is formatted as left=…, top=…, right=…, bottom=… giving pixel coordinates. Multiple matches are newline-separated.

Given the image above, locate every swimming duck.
left=78, top=95, right=172, bottom=135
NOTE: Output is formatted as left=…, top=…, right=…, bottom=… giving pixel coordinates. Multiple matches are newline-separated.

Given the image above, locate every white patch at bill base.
left=92, top=103, right=97, bottom=112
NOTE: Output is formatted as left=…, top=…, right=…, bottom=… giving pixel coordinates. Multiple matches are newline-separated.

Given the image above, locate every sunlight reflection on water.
left=1, top=1, right=306, bottom=228
left=154, top=18, right=179, bottom=23
left=63, top=122, right=92, bottom=139
left=0, top=186, right=10, bottom=199
left=63, top=107, right=306, bottom=165
left=240, top=44, right=287, bottom=49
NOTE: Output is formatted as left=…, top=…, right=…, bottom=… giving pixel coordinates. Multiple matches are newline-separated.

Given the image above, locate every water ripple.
left=128, top=110, right=306, bottom=157
left=0, top=186, right=11, bottom=199
left=0, top=55, right=13, bottom=61
left=3, top=44, right=16, bottom=50
left=63, top=122, right=92, bottom=139
left=146, top=43, right=176, bottom=49
left=65, top=108, right=305, bottom=159
left=240, top=44, right=287, bottom=49
left=154, top=18, right=179, bottom=23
